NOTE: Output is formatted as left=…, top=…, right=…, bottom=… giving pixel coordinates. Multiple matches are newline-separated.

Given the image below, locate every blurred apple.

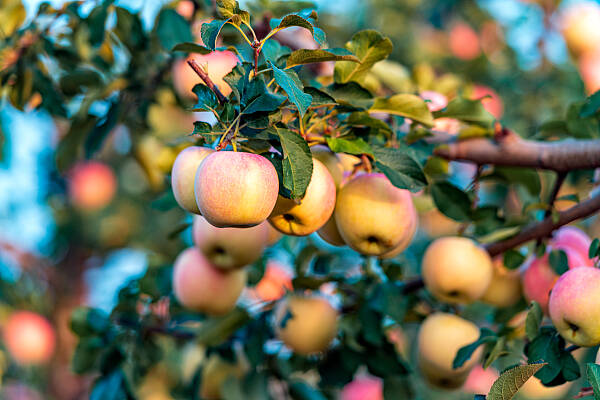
left=579, top=50, right=600, bottom=94
left=449, top=22, right=481, bottom=60
left=340, top=376, right=383, bottom=400
left=560, top=2, right=600, bottom=58
left=68, top=161, right=116, bottom=212
left=480, top=258, right=522, bottom=308
left=172, top=51, right=238, bottom=101
left=462, top=365, right=499, bottom=394
left=252, top=261, right=293, bottom=302
left=471, top=85, right=503, bottom=119
left=2, top=311, right=55, bottom=365
left=517, top=376, right=571, bottom=399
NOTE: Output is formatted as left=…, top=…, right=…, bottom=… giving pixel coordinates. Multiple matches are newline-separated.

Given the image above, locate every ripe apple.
left=449, top=22, right=481, bottom=61
left=266, top=223, right=283, bottom=246
left=274, top=294, right=338, bottom=355
left=317, top=213, right=346, bottom=246
left=548, top=267, right=600, bottom=347
left=480, top=258, right=522, bottom=308
left=195, top=151, right=279, bottom=228
left=310, top=145, right=344, bottom=187
left=422, top=237, right=494, bottom=304
left=418, top=313, right=483, bottom=389
left=551, top=226, right=593, bottom=264
left=171, top=146, right=214, bottom=214
left=462, top=365, right=499, bottom=394
left=517, top=376, right=571, bottom=400
left=471, top=85, right=503, bottom=119
left=200, top=355, right=244, bottom=400
left=2, top=311, right=56, bottom=365
left=192, top=216, right=269, bottom=269
left=340, top=376, right=383, bottom=400
left=420, top=208, right=461, bottom=237
left=334, top=173, right=417, bottom=256
left=68, top=161, right=117, bottom=212
left=269, top=159, right=336, bottom=236
left=252, top=261, right=293, bottom=302
left=378, top=208, right=418, bottom=259
left=560, top=2, right=600, bottom=58
left=172, top=51, right=238, bottom=101
left=337, top=153, right=361, bottom=173
left=172, top=247, right=246, bottom=315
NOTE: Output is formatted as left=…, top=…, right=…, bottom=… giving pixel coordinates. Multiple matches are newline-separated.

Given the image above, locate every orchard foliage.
left=3, top=0, right=600, bottom=399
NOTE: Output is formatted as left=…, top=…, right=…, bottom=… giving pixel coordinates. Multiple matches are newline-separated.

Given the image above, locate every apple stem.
left=186, top=59, right=228, bottom=104
left=574, top=386, right=594, bottom=399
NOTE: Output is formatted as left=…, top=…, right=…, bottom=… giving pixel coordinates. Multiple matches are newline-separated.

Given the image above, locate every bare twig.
left=187, top=59, right=228, bottom=104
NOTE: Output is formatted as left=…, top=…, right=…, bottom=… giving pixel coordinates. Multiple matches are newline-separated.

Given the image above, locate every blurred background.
left=1, top=0, right=600, bottom=398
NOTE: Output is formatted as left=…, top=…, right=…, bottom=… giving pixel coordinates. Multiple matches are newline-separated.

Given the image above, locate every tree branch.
left=187, top=59, right=228, bottom=104
left=434, top=131, right=600, bottom=172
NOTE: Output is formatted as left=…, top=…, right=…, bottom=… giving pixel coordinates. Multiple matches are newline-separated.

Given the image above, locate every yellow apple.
left=480, top=258, right=522, bottom=308
left=171, top=146, right=214, bottom=214
left=310, top=145, right=344, bottom=187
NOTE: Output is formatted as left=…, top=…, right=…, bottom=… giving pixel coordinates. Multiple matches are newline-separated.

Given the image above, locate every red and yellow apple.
left=68, top=161, right=117, bottom=212
left=252, top=261, right=293, bottom=302
left=171, top=146, right=214, bottom=214
left=2, top=311, right=56, bottom=365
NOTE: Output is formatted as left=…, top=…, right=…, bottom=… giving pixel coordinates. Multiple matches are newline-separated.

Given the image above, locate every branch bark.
left=434, top=131, right=600, bottom=172
left=187, top=59, right=228, bottom=104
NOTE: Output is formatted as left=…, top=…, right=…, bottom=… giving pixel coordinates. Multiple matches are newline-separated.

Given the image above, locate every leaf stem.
left=227, top=21, right=253, bottom=46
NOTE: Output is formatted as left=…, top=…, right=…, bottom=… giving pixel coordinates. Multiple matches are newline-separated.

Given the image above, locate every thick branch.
left=187, top=59, right=228, bottom=104
left=485, top=193, right=600, bottom=256
left=434, top=132, right=600, bottom=172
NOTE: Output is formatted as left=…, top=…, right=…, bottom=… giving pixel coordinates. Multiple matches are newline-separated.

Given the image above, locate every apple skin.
left=337, top=153, right=361, bottom=173
left=551, top=226, right=593, bottom=264
left=422, top=237, right=493, bottom=304
left=172, top=51, right=238, bottom=101
left=269, top=159, right=336, bottom=236
left=172, top=247, right=246, bottom=315
left=418, top=313, right=483, bottom=389
left=480, top=258, right=522, bottom=308
left=340, top=376, right=383, bottom=400
left=378, top=206, right=418, bottom=259
left=252, top=261, right=293, bottom=302
left=548, top=267, right=600, bottom=347
left=274, top=294, right=338, bottom=355
left=192, top=215, right=269, bottom=269
left=334, top=173, right=417, bottom=256
left=195, top=151, right=279, bottom=228
left=317, top=213, right=347, bottom=246
left=310, top=145, right=344, bottom=187
left=200, top=355, right=244, bottom=400
left=68, top=161, right=117, bottom=211
left=171, top=146, right=214, bottom=214
left=462, top=365, right=499, bottom=394
left=2, top=311, right=56, bottom=365
left=266, top=223, right=283, bottom=246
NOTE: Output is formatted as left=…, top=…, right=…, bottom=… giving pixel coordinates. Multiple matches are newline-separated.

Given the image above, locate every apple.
left=449, top=22, right=481, bottom=61
left=192, top=215, right=269, bottom=269
left=517, top=376, right=571, bottom=400
left=340, top=376, right=383, bottom=400
left=2, top=311, right=56, bottom=365
left=420, top=208, right=461, bottom=237
left=471, top=85, right=503, bottom=119
left=480, top=258, right=522, bottom=308
left=462, top=365, right=499, bottom=394
left=548, top=266, right=600, bottom=347
left=175, top=0, right=195, bottom=20
left=252, top=261, right=293, bottom=302
left=579, top=50, right=600, bottom=94
left=274, top=294, right=338, bottom=355
left=337, top=153, right=361, bottom=173
left=68, top=161, right=117, bottom=212
left=171, top=146, right=214, bottom=214
left=200, top=355, right=244, bottom=400
left=195, top=151, right=279, bottom=228
left=317, top=213, right=347, bottom=246
left=418, top=313, right=483, bottom=389
left=266, top=223, right=283, bottom=246
left=560, top=2, right=600, bottom=58
left=551, top=226, right=593, bottom=264
left=172, top=51, right=238, bottom=101
left=310, top=145, right=344, bottom=187
left=378, top=208, right=418, bottom=259
left=422, top=237, right=494, bottom=304
left=172, top=247, right=246, bottom=315
left=420, top=91, right=448, bottom=112
left=269, top=159, right=336, bottom=236
left=334, top=173, right=417, bottom=256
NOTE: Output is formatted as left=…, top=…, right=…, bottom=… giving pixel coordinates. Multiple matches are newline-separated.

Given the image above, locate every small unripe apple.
left=480, top=258, right=522, bottom=308
left=340, top=376, right=383, bottom=400
left=171, top=146, right=214, bottom=214
left=68, top=161, right=117, bottom=211
left=418, top=313, right=483, bottom=389
left=269, top=159, right=336, bottom=236
left=422, top=237, right=493, bottom=304
left=252, top=261, right=293, bottom=302
left=462, top=365, right=499, bottom=394
left=172, top=247, right=246, bottom=315
left=200, top=355, right=244, bottom=399
left=2, top=311, right=56, bottom=365
left=274, top=294, right=338, bottom=355
left=192, top=215, right=269, bottom=269
left=548, top=267, right=600, bottom=347
left=334, top=173, right=417, bottom=256
left=195, top=151, right=279, bottom=228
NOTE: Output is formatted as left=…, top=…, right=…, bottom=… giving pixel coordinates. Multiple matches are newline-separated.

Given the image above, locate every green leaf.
left=567, top=102, right=600, bottom=139
left=269, top=62, right=312, bottom=116
left=581, top=90, right=600, bottom=118
left=286, top=48, right=360, bottom=69
left=70, top=307, right=110, bottom=337
left=434, top=97, right=495, bottom=127
left=86, top=3, right=109, bottom=47
left=190, top=84, right=218, bottom=111
left=487, top=363, right=547, bottom=400
left=269, top=12, right=324, bottom=44
left=261, top=39, right=290, bottom=63
left=114, top=7, right=145, bottom=52
left=373, top=146, right=427, bottom=192
left=370, top=94, right=434, bottom=127
left=334, top=30, right=392, bottom=84
left=453, top=328, right=496, bottom=369
left=171, top=42, right=212, bottom=54
left=586, top=363, right=600, bottom=400
left=195, top=308, right=250, bottom=346
left=201, top=19, right=228, bottom=50
left=493, top=167, right=541, bottom=197
left=484, top=336, right=508, bottom=369
left=590, top=238, right=600, bottom=259
left=90, top=369, right=134, bottom=400
left=304, top=87, right=337, bottom=107
left=192, top=121, right=212, bottom=135
left=326, top=82, right=374, bottom=109
left=503, top=249, right=526, bottom=270
left=72, top=336, right=104, bottom=373
left=276, top=128, right=313, bottom=199
left=549, top=249, right=569, bottom=275
left=155, top=8, right=193, bottom=51
left=525, top=301, right=543, bottom=341
left=347, top=111, right=393, bottom=136
left=326, top=137, right=373, bottom=156
left=430, top=181, right=472, bottom=222
left=85, top=102, right=121, bottom=158
left=217, top=0, right=249, bottom=23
